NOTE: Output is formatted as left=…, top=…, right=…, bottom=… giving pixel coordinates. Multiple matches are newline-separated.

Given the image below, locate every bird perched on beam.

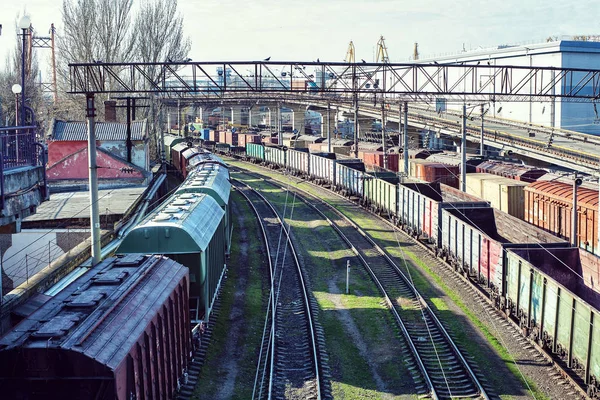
left=361, top=59, right=366, bottom=63
left=264, top=56, right=271, bottom=61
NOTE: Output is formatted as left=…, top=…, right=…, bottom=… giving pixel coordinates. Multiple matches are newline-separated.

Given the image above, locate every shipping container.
left=465, top=173, right=494, bottom=198
left=0, top=255, right=191, bottom=400
left=224, top=131, right=238, bottom=146
left=287, top=148, right=310, bottom=176
left=481, top=177, right=528, bottom=219
left=524, top=181, right=599, bottom=255
left=209, top=130, right=220, bottom=142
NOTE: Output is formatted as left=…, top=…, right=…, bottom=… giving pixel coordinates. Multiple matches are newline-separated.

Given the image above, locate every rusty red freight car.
left=0, top=255, right=191, bottom=400
left=524, top=180, right=599, bottom=255
left=476, top=160, right=547, bottom=182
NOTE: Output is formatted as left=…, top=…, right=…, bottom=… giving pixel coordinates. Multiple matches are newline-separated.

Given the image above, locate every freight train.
left=175, top=138, right=599, bottom=397
left=0, top=150, right=233, bottom=399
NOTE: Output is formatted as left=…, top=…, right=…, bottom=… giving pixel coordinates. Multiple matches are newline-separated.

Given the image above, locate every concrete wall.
left=1, top=166, right=45, bottom=230
left=48, top=141, right=148, bottom=174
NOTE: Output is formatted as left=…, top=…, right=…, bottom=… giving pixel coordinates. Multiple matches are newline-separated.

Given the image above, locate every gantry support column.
left=353, top=94, right=359, bottom=157
left=402, top=102, right=409, bottom=175
left=86, top=94, right=101, bottom=266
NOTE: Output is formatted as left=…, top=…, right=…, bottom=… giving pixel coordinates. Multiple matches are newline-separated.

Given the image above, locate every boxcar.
left=164, top=134, right=186, bottom=164
left=524, top=181, right=599, bottom=255
left=246, top=142, right=265, bottom=162
left=504, top=247, right=600, bottom=394
left=476, top=160, right=547, bottom=182
left=287, top=148, right=310, bottom=176
left=181, top=147, right=201, bottom=179
left=0, top=255, right=191, bottom=400
left=264, top=144, right=287, bottom=168
left=176, top=163, right=232, bottom=254
left=117, top=192, right=226, bottom=323
left=171, top=142, right=190, bottom=174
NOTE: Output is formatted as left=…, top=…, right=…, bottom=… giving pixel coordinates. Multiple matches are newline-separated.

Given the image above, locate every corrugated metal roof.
left=526, top=180, right=599, bottom=207
left=117, top=192, right=224, bottom=253
left=51, top=119, right=147, bottom=141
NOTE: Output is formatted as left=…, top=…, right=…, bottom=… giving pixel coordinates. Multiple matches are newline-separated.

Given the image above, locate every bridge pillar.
left=289, top=105, right=306, bottom=134
left=318, top=107, right=337, bottom=140
left=230, top=106, right=249, bottom=127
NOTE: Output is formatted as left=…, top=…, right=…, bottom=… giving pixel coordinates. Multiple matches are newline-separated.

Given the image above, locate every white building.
left=422, top=39, right=600, bottom=135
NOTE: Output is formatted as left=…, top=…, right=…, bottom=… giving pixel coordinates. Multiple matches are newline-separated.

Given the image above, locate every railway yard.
left=6, top=5, right=600, bottom=398
left=2, top=135, right=599, bottom=399
left=187, top=157, right=584, bottom=400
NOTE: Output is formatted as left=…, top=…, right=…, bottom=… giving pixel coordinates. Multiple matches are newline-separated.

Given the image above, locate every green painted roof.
left=176, top=164, right=231, bottom=206
left=172, top=142, right=190, bottom=152
left=116, top=192, right=224, bottom=254
left=164, top=135, right=185, bottom=147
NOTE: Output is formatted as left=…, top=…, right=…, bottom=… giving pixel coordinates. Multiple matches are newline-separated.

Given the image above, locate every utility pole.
left=461, top=103, right=467, bottom=192
left=480, top=103, right=485, bottom=156
left=381, top=101, right=387, bottom=169
left=353, top=93, right=359, bottom=157
left=403, top=102, right=408, bottom=175
left=573, top=174, right=582, bottom=248
left=327, top=103, right=331, bottom=153
left=86, top=94, right=101, bottom=265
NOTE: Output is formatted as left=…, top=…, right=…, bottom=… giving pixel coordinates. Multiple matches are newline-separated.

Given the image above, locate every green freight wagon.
left=176, top=163, right=232, bottom=255
left=117, top=192, right=226, bottom=323
left=363, top=174, right=399, bottom=218
left=246, top=143, right=265, bottom=162
left=505, top=247, right=600, bottom=393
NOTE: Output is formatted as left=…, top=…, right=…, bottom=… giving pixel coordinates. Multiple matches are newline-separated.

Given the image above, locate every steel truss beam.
left=69, top=61, right=600, bottom=103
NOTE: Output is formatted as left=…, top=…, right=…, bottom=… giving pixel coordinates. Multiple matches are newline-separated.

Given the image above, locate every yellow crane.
left=376, top=35, right=389, bottom=63
left=345, top=41, right=355, bottom=63
left=413, top=42, right=419, bottom=60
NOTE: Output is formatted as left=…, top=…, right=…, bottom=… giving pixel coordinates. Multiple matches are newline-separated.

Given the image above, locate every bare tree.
left=0, top=15, right=43, bottom=130
left=54, top=0, right=190, bottom=131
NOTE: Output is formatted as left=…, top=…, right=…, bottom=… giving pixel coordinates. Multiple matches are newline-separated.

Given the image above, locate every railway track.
left=232, top=180, right=328, bottom=400
left=237, top=171, right=489, bottom=400
left=229, top=158, right=587, bottom=399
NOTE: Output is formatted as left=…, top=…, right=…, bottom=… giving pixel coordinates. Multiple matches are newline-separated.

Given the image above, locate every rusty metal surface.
left=0, top=255, right=190, bottom=400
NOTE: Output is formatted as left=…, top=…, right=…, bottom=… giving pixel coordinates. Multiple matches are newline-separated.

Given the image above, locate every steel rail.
left=236, top=168, right=488, bottom=400
left=232, top=179, right=322, bottom=400
left=233, top=183, right=277, bottom=400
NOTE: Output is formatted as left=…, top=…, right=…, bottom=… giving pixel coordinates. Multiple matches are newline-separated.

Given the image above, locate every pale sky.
left=1, top=0, right=599, bottom=79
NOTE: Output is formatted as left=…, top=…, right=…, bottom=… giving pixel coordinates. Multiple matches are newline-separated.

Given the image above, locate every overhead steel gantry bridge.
left=69, top=60, right=600, bottom=175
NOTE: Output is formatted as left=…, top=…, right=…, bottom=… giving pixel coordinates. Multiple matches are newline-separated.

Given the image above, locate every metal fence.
left=0, top=126, right=39, bottom=170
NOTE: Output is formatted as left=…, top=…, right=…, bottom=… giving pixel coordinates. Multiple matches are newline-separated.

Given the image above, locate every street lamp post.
left=18, top=15, right=30, bottom=127
left=11, top=84, right=21, bottom=125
